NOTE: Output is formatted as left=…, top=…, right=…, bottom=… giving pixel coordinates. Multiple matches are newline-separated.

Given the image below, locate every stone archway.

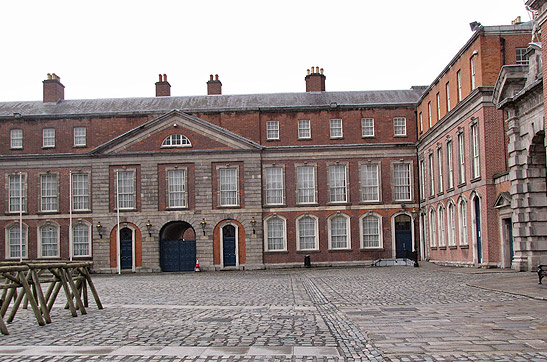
left=159, top=221, right=196, bottom=272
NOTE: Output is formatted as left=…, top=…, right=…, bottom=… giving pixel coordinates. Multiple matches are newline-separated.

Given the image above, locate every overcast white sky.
left=0, top=0, right=532, bottom=101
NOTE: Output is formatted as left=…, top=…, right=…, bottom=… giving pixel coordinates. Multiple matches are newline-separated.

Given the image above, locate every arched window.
left=296, top=214, right=319, bottom=251
left=438, top=204, right=446, bottom=247
left=39, top=222, right=60, bottom=258
left=458, top=198, right=468, bottom=246
left=264, top=215, right=286, bottom=252
left=429, top=208, right=437, bottom=248
left=360, top=213, right=382, bottom=249
left=161, top=134, right=191, bottom=148
left=6, top=222, right=28, bottom=259
left=328, top=213, right=351, bottom=249
left=447, top=201, right=456, bottom=247
left=73, top=221, right=91, bottom=257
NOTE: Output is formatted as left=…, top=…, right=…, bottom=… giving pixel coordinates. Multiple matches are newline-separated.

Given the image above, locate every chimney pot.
left=163, top=74, right=167, bottom=82
left=210, top=74, right=214, bottom=81
left=307, top=69, right=310, bottom=75
left=215, top=74, right=219, bottom=81
left=158, top=74, right=162, bottom=82
left=305, top=66, right=326, bottom=92
left=43, top=73, right=65, bottom=102
left=320, top=68, right=324, bottom=75
left=155, top=73, right=171, bottom=97
left=207, top=74, right=222, bottom=95
left=47, top=73, right=52, bottom=80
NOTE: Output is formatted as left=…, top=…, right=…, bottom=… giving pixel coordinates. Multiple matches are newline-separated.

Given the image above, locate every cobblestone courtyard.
left=0, top=263, right=545, bottom=361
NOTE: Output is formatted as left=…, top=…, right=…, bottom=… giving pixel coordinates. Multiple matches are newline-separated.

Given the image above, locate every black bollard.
left=304, top=255, right=311, bottom=268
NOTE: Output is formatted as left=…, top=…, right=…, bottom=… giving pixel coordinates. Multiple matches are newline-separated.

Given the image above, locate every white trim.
left=5, top=221, right=28, bottom=260
left=38, top=221, right=60, bottom=258
left=329, top=119, right=343, bottom=139
left=437, top=203, right=446, bottom=247
left=359, top=211, right=383, bottom=249
left=263, top=215, right=287, bottom=252
left=470, top=191, right=482, bottom=265
left=220, top=221, right=239, bottom=267
left=119, top=225, right=136, bottom=272
left=327, top=212, right=351, bottom=250
left=72, top=220, right=92, bottom=258
left=361, top=118, right=374, bottom=137
left=296, top=214, right=319, bottom=251
left=390, top=211, right=415, bottom=259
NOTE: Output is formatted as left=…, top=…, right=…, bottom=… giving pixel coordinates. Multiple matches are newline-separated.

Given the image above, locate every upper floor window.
left=296, top=165, right=316, bottom=204
left=329, top=213, right=351, bottom=250
left=361, top=118, right=374, bottom=137
left=6, top=222, right=28, bottom=259
left=330, top=119, right=343, bottom=139
left=162, top=134, right=191, bottom=148
left=393, top=117, right=406, bottom=136
left=218, top=167, right=239, bottom=206
left=39, top=223, right=59, bottom=258
left=43, top=128, right=55, bottom=148
left=360, top=163, right=379, bottom=202
left=167, top=169, right=187, bottom=208
left=297, top=214, right=319, bottom=251
left=266, top=120, right=279, bottom=140
left=328, top=164, right=347, bottom=203
left=8, top=173, right=26, bottom=213
left=264, top=215, right=287, bottom=252
left=457, top=70, right=462, bottom=102
left=73, top=222, right=91, bottom=257
left=436, top=92, right=441, bottom=121
left=74, top=127, right=87, bottom=147
left=419, top=159, right=426, bottom=200
left=298, top=120, right=311, bottom=139
left=116, top=170, right=136, bottom=210
left=446, top=82, right=451, bottom=112
left=470, top=56, right=476, bottom=89
left=360, top=213, right=382, bottom=249
left=71, top=173, right=90, bottom=211
left=265, top=167, right=284, bottom=205
left=10, top=129, right=23, bottom=149
left=393, top=163, right=411, bottom=201
left=40, top=174, right=58, bottom=212
left=437, top=148, right=443, bottom=194
left=419, top=112, right=423, bottom=133
left=470, top=123, right=480, bottom=179
left=447, top=140, right=454, bottom=189
left=457, top=132, right=466, bottom=184
left=516, top=47, right=528, bottom=65
left=428, top=153, right=435, bottom=197
left=428, top=102, right=432, bottom=128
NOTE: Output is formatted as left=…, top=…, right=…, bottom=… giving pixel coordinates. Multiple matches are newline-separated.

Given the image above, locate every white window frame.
left=39, top=222, right=60, bottom=258
left=40, top=173, right=59, bottom=212
left=393, top=162, right=412, bottom=202
left=457, top=70, right=462, bottom=102
left=115, top=169, right=136, bottom=210
left=393, top=117, right=407, bottom=137
left=470, top=56, right=476, bottom=90
left=428, top=153, right=435, bottom=197
left=264, top=166, right=285, bottom=206
left=360, top=162, right=380, bottom=202
left=438, top=205, right=446, bottom=247
left=516, top=47, right=528, bottom=65
left=298, top=119, right=311, bottom=139
left=5, top=222, right=28, bottom=259
left=10, top=129, right=23, bottom=149
left=437, top=147, right=443, bottom=194
left=266, top=120, right=280, bottom=140
left=74, top=127, right=87, bottom=147
left=470, top=122, right=480, bottom=179
left=429, top=208, right=437, bottom=248
left=436, top=92, right=441, bottom=121
left=218, top=167, right=239, bottom=207
left=447, top=202, right=456, bottom=247
left=457, top=131, right=466, bottom=184
left=71, top=173, right=90, bottom=211
left=419, top=159, right=426, bottom=200
left=419, top=112, right=423, bottom=133
left=8, top=173, right=27, bottom=213
left=329, top=119, right=343, bottom=139
left=428, top=102, right=432, bottom=128
left=458, top=198, right=469, bottom=246
left=42, top=128, right=55, bottom=148
left=296, top=214, right=319, bottom=251
left=167, top=168, right=188, bottom=209
left=296, top=165, right=317, bottom=204
left=359, top=212, right=383, bottom=249
left=328, top=164, right=348, bottom=203
left=446, top=140, right=454, bottom=189
left=361, top=118, right=374, bottom=137
left=264, top=215, right=287, bottom=252
left=161, top=134, right=191, bottom=148
left=72, top=221, right=92, bottom=257
left=328, top=213, right=351, bottom=250
left=446, top=82, right=451, bottom=112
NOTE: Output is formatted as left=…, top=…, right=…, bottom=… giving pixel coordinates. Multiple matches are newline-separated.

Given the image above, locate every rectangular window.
left=470, top=123, right=480, bottom=179
left=297, top=166, right=316, bottom=204
left=41, top=174, right=58, bottom=212
left=420, top=159, right=426, bottom=200
left=436, top=92, right=441, bottom=121
left=459, top=201, right=468, bottom=245
left=438, top=208, right=446, bottom=247
left=361, top=164, right=379, bottom=202
left=446, top=82, right=451, bottom=112
left=219, top=168, right=239, bottom=206
left=167, top=169, right=187, bottom=208
left=43, top=128, right=55, bottom=148
left=40, top=225, right=58, bottom=257
left=265, top=167, right=284, bottom=205
left=266, top=120, right=279, bottom=140
left=470, top=56, right=476, bottom=89
left=298, top=120, right=311, bottom=139
left=8, top=174, right=26, bottom=213
left=73, top=224, right=90, bottom=257
left=458, top=132, right=466, bottom=184
left=10, top=129, right=23, bottom=149
left=448, top=204, right=456, bottom=247
left=457, top=70, right=462, bottom=102
left=437, top=148, right=443, bottom=194
left=393, top=163, right=411, bottom=201
left=394, top=117, right=407, bottom=136
left=116, top=170, right=135, bottom=209
left=9, top=225, right=27, bottom=259
left=429, top=210, right=437, bottom=248
left=72, top=173, right=90, bottom=211
left=428, top=102, right=432, bottom=127
left=74, top=127, right=87, bottom=146
left=447, top=140, right=454, bottom=189
left=419, top=112, right=423, bottom=133
left=266, top=217, right=285, bottom=251
left=361, top=118, right=374, bottom=137
left=328, top=165, right=347, bottom=203
left=428, top=153, right=435, bottom=196
left=330, top=216, right=348, bottom=249
left=362, top=216, right=380, bottom=248
left=516, top=47, right=528, bottom=64
left=298, top=216, right=317, bottom=250
left=330, top=119, right=343, bottom=139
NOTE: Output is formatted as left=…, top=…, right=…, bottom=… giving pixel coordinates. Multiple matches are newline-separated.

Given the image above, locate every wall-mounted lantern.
left=200, top=218, right=207, bottom=236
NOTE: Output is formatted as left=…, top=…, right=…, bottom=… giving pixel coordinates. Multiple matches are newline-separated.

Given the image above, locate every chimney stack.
left=207, top=74, right=222, bottom=95
left=43, top=73, right=65, bottom=103
left=155, top=74, right=171, bottom=97
left=305, top=66, right=326, bottom=92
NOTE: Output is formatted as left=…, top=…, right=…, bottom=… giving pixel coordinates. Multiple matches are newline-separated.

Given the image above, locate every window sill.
left=431, top=247, right=438, bottom=250
left=437, top=192, right=444, bottom=197
left=359, top=200, right=382, bottom=205
left=296, top=203, right=319, bottom=207
left=360, top=248, right=384, bottom=252
left=42, top=146, right=55, bottom=150
left=296, top=250, right=320, bottom=254
left=264, top=250, right=288, bottom=254
left=114, top=208, right=138, bottom=212
left=394, top=135, right=407, bottom=138
left=263, top=204, right=286, bottom=208
left=460, top=244, right=469, bottom=249
left=361, top=135, right=375, bottom=139
left=438, top=246, right=447, bottom=250
left=217, top=205, right=241, bottom=209
left=266, top=139, right=280, bottom=142
left=298, top=137, right=312, bottom=141
left=470, top=176, right=481, bottom=183
left=330, top=137, right=344, bottom=140
left=449, top=246, right=457, bottom=250
left=457, top=182, right=467, bottom=188
left=327, top=201, right=350, bottom=206
left=446, top=187, right=455, bottom=193
left=429, top=195, right=436, bottom=200
left=73, top=145, right=87, bottom=148
left=328, top=248, right=352, bottom=252
left=37, top=211, right=60, bottom=215
left=5, top=211, right=28, bottom=216
left=166, top=207, right=189, bottom=211
left=10, top=148, right=23, bottom=150
left=72, top=209, right=91, bottom=213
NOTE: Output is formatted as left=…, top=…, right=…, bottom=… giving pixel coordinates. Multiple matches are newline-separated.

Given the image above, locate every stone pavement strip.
left=0, top=265, right=545, bottom=362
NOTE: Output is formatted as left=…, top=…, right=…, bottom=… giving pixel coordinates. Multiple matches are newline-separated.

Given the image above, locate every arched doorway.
left=394, top=214, right=412, bottom=258
left=120, top=227, right=133, bottom=270
left=221, top=224, right=237, bottom=267
left=160, top=221, right=196, bottom=272
left=473, top=195, right=482, bottom=264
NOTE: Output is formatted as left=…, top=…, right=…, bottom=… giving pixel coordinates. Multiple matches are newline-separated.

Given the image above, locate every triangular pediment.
left=91, top=111, right=262, bottom=154
left=494, top=192, right=511, bottom=208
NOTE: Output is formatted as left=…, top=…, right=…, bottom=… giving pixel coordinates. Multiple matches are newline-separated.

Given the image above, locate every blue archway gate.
left=160, top=221, right=196, bottom=272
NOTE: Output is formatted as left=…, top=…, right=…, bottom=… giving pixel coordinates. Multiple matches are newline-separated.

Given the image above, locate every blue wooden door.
left=160, top=239, right=196, bottom=272
left=474, top=197, right=482, bottom=264
left=395, top=215, right=412, bottom=259
left=222, top=225, right=236, bottom=267
left=120, top=228, right=133, bottom=270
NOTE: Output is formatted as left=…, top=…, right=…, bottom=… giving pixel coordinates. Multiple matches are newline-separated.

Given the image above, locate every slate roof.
left=0, top=89, right=426, bottom=118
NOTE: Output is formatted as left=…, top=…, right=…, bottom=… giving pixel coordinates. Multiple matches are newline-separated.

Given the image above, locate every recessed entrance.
left=474, top=197, right=482, bottom=264
left=222, top=224, right=237, bottom=267
left=395, top=214, right=412, bottom=258
left=120, top=227, right=133, bottom=270
left=160, top=221, right=196, bottom=272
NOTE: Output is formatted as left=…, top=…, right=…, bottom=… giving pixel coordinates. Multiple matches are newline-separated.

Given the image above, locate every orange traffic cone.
left=195, top=258, right=201, bottom=272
